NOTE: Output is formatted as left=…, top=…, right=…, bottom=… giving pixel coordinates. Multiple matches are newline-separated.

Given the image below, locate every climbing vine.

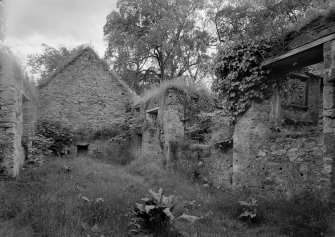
left=213, top=39, right=280, bottom=116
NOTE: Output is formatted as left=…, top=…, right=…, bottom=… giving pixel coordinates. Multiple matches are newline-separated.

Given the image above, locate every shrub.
left=36, top=119, right=73, bottom=155
left=28, top=133, right=53, bottom=164
left=0, top=141, right=10, bottom=174
left=128, top=188, right=199, bottom=236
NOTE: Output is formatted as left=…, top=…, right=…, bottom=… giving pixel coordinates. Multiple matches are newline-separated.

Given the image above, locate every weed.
left=91, top=140, right=134, bottom=165
left=128, top=188, right=199, bottom=236
left=212, top=189, right=332, bottom=236
left=135, top=77, right=214, bottom=107
left=270, top=192, right=331, bottom=237
left=238, top=198, right=259, bottom=224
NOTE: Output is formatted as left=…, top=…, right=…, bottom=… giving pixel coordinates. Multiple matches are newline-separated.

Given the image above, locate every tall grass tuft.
left=134, top=77, right=214, bottom=106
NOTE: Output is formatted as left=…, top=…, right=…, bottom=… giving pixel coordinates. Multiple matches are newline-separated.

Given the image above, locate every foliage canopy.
left=27, top=44, right=74, bottom=79
left=212, top=0, right=333, bottom=43
left=103, top=0, right=212, bottom=93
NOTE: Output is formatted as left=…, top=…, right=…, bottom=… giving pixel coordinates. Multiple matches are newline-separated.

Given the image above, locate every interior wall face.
left=0, top=54, right=25, bottom=177
left=323, top=40, right=335, bottom=196
left=233, top=92, right=324, bottom=196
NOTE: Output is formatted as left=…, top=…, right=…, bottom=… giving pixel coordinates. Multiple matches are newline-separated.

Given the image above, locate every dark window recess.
left=136, top=133, right=143, bottom=149
left=76, top=143, right=89, bottom=157
left=134, top=107, right=140, bottom=116
left=283, top=73, right=309, bottom=109
left=146, top=107, right=159, bottom=124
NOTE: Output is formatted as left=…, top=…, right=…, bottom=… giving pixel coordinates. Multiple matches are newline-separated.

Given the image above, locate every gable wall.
left=39, top=50, right=130, bottom=132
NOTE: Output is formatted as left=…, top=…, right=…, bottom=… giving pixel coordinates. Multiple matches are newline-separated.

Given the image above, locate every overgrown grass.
left=0, top=155, right=333, bottom=236
left=0, top=157, right=146, bottom=236
left=211, top=189, right=334, bottom=237
left=134, top=77, right=214, bottom=106
left=91, top=140, right=135, bottom=165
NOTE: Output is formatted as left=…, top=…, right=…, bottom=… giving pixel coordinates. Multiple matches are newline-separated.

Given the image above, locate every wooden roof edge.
left=262, top=33, right=335, bottom=68
left=290, top=72, right=309, bottom=80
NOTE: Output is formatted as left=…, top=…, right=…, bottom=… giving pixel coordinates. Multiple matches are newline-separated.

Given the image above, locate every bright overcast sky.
left=4, top=0, right=117, bottom=64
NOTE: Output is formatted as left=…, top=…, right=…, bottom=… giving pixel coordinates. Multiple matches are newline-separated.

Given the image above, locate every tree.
left=103, top=0, right=212, bottom=93
left=27, top=44, right=73, bottom=79
left=213, top=0, right=333, bottom=44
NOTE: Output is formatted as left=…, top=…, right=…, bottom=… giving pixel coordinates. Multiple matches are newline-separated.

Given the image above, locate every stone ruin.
left=38, top=47, right=133, bottom=156
left=0, top=49, right=35, bottom=177
left=235, top=13, right=335, bottom=197
left=133, top=13, right=335, bottom=198
left=131, top=85, right=235, bottom=188
left=0, top=12, right=334, bottom=200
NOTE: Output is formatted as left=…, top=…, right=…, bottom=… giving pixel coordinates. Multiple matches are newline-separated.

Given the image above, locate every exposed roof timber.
left=262, top=33, right=335, bottom=71
left=290, top=72, right=309, bottom=80
left=146, top=107, right=159, bottom=113
left=22, top=91, right=29, bottom=102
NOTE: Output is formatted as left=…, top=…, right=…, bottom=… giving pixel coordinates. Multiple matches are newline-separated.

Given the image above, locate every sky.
left=4, top=0, right=117, bottom=64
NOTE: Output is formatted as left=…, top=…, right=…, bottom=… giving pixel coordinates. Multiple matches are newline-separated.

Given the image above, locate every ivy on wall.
left=212, top=40, right=280, bottom=116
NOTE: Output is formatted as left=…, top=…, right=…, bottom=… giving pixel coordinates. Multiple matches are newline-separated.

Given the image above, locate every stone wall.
left=174, top=143, right=233, bottom=188
left=162, top=89, right=185, bottom=164
left=323, top=40, right=335, bottom=196
left=233, top=97, right=325, bottom=196
left=0, top=50, right=25, bottom=177
left=39, top=48, right=131, bottom=133
left=281, top=73, right=322, bottom=126
left=133, top=87, right=235, bottom=187
left=233, top=101, right=272, bottom=189
left=255, top=131, right=323, bottom=196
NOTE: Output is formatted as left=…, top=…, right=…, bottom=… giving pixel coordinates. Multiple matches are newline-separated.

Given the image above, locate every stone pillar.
left=163, top=90, right=184, bottom=166
left=232, top=102, right=271, bottom=189
left=269, top=88, right=282, bottom=125
left=322, top=40, right=335, bottom=197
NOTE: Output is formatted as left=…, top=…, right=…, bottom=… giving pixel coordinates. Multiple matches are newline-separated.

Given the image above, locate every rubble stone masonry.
left=0, top=51, right=25, bottom=177
left=323, top=40, right=335, bottom=196
left=39, top=48, right=131, bottom=132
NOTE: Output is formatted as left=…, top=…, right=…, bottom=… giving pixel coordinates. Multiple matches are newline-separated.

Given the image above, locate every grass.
left=133, top=77, right=214, bottom=107
left=0, top=155, right=333, bottom=236
left=91, top=140, right=135, bottom=165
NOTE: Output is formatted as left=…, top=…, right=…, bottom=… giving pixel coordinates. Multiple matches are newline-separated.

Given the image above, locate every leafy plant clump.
left=28, top=133, right=53, bottom=164
left=35, top=119, right=73, bottom=155
left=238, top=198, right=260, bottom=225
left=128, top=188, right=199, bottom=236
left=213, top=39, right=279, bottom=116
left=0, top=141, right=10, bottom=174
